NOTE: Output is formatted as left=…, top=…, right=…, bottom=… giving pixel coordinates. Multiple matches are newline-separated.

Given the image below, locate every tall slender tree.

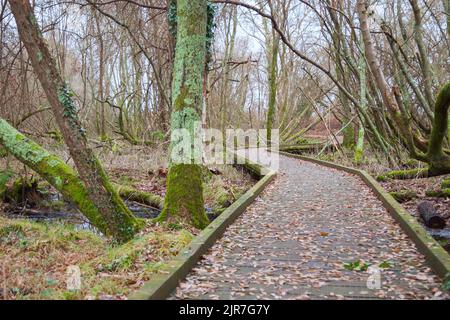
left=265, top=2, right=279, bottom=146
left=354, top=35, right=366, bottom=164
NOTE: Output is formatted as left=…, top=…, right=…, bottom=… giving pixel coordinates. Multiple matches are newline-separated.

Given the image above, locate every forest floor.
left=0, top=144, right=254, bottom=299
left=173, top=154, right=449, bottom=300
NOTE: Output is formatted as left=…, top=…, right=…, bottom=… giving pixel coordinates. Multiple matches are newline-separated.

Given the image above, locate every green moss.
left=428, top=83, right=450, bottom=157
left=203, top=178, right=229, bottom=208
left=426, top=188, right=450, bottom=198
left=112, top=183, right=163, bottom=209
left=389, top=190, right=417, bottom=203
left=101, top=253, right=138, bottom=272
left=41, top=199, right=66, bottom=211
left=354, top=148, right=363, bottom=164
left=0, top=176, right=47, bottom=205
left=376, top=168, right=429, bottom=181
left=0, top=224, right=24, bottom=240
left=0, top=145, right=7, bottom=158
left=342, top=124, right=355, bottom=148
left=47, top=130, right=63, bottom=144
left=0, top=120, right=51, bottom=164
left=0, top=169, right=14, bottom=197
left=173, top=86, right=189, bottom=111
left=158, top=164, right=208, bottom=229
left=441, top=177, right=450, bottom=189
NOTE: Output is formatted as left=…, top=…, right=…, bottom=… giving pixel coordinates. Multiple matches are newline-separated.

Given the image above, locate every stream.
left=4, top=199, right=161, bottom=233
left=4, top=195, right=219, bottom=234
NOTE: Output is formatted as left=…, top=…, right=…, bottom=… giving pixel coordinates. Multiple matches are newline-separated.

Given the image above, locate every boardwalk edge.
left=128, top=158, right=277, bottom=300
left=279, top=151, right=450, bottom=279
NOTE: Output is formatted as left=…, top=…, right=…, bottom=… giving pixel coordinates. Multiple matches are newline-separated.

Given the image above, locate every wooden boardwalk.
left=172, top=155, right=447, bottom=300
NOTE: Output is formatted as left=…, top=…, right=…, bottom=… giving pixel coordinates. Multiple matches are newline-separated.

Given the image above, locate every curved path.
left=173, top=155, right=447, bottom=299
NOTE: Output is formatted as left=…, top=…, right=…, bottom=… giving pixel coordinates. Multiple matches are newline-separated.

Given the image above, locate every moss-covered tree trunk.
left=157, top=0, right=209, bottom=229
left=266, top=27, right=279, bottom=146
left=0, top=118, right=141, bottom=237
left=354, top=34, right=367, bottom=164
left=8, top=0, right=140, bottom=242
left=427, top=83, right=450, bottom=175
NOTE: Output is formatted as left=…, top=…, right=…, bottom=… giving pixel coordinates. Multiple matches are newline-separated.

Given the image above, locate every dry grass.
left=0, top=217, right=193, bottom=300
left=98, top=143, right=168, bottom=173
left=316, top=148, right=415, bottom=176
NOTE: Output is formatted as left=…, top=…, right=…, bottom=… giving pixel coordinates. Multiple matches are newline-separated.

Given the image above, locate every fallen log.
left=279, top=144, right=334, bottom=155
left=389, top=190, right=417, bottom=203
left=425, top=188, right=450, bottom=198
left=376, top=168, right=429, bottom=181
left=112, top=183, right=163, bottom=209
left=418, top=201, right=446, bottom=229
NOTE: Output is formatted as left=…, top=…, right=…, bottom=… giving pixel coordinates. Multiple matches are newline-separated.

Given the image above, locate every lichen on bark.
left=158, top=0, right=209, bottom=228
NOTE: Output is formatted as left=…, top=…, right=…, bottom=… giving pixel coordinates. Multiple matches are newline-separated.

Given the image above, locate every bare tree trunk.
left=409, top=0, right=436, bottom=108
left=357, top=0, right=426, bottom=162
left=93, top=8, right=107, bottom=140
left=219, top=5, right=237, bottom=141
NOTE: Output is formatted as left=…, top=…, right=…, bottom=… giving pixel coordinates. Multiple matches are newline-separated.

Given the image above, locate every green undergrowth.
left=0, top=217, right=193, bottom=300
